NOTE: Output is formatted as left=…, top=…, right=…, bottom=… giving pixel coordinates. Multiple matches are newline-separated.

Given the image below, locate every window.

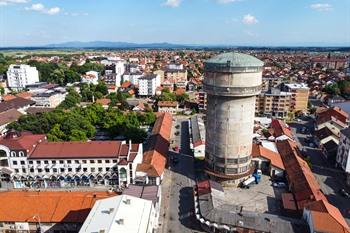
left=44, top=160, right=49, bottom=164
left=97, top=160, right=102, bottom=164
left=60, top=168, right=65, bottom=173
left=68, top=168, right=72, bottom=172
left=98, top=167, right=103, bottom=172
left=38, top=168, right=43, bottom=173
left=75, top=160, right=79, bottom=164
left=67, top=160, right=72, bottom=164
left=14, top=169, right=19, bottom=173
left=105, top=160, right=110, bottom=163
left=112, top=160, right=117, bottom=163
left=59, top=160, right=64, bottom=164
left=90, top=160, right=95, bottom=164
left=106, top=167, right=110, bottom=171
left=45, top=168, right=49, bottom=173
left=83, top=168, right=88, bottom=172
left=53, top=168, right=57, bottom=173
left=20, top=161, right=25, bottom=165
left=91, top=168, right=95, bottom=172
left=82, top=160, right=87, bottom=164
left=52, top=161, right=56, bottom=164
left=22, top=168, right=26, bottom=173
left=30, top=168, right=34, bottom=173
left=12, top=161, right=18, bottom=165
left=75, top=168, right=80, bottom=172
left=28, top=161, right=33, bottom=165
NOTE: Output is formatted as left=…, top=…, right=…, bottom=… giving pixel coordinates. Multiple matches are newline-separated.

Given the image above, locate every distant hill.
left=45, top=41, right=192, bottom=48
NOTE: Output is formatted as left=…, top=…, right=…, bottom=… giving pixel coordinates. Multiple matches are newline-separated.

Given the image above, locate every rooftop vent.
left=124, top=198, right=131, bottom=205
left=116, top=219, right=124, bottom=225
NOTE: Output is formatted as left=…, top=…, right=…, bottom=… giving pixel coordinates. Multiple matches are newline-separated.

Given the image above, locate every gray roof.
left=0, top=97, right=35, bottom=113
left=197, top=191, right=309, bottom=233
left=341, top=127, right=350, bottom=140
left=205, top=52, right=264, bottom=68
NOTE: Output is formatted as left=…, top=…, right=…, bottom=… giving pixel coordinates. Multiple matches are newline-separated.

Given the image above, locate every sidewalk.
left=157, top=168, right=173, bottom=233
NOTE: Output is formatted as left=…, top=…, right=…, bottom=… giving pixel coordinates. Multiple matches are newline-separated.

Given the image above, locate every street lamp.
left=32, top=215, right=42, bottom=233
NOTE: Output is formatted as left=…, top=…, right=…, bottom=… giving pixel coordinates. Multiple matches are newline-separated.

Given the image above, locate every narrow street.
left=158, top=116, right=204, bottom=233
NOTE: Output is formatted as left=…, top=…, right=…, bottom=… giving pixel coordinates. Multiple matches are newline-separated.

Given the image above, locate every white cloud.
left=242, top=14, right=258, bottom=25
left=25, top=3, right=60, bottom=15
left=217, top=0, right=240, bottom=4
left=0, top=0, right=28, bottom=6
left=163, top=0, right=181, bottom=8
left=310, top=3, right=333, bottom=11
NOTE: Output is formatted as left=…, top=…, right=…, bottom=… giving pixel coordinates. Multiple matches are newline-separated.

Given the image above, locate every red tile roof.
left=29, top=141, right=123, bottom=159
left=276, top=140, right=325, bottom=210
left=305, top=200, right=350, bottom=233
left=271, top=119, right=294, bottom=139
left=0, top=191, right=115, bottom=223
left=137, top=112, right=172, bottom=177
left=96, top=98, right=111, bottom=106
left=121, top=81, right=132, bottom=88
left=158, top=101, right=178, bottom=108
left=251, top=143, right=285, bottom=170
left=0, top=132, right=46, bottom=154
left=316, top=107, right=349, bottom=126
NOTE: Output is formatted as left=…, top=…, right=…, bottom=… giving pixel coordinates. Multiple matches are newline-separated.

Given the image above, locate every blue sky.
left=0, top=0, right=349, bottom=47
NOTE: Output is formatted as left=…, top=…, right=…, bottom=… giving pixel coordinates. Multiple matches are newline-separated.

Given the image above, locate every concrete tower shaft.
left=203, top=53, right=263, bottom=184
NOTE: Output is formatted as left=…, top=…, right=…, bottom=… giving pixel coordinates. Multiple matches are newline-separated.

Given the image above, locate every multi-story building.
left=157, top=101, right=178, bottom=114
left=6, top=64, right=39, bottom=90
left=164, top=64, right=188, bottom=89
left=102, top=60, right=126, bottom=87
left=79, top=194, right=157, bottom=233
left=196, top=91, right=207, bottom=112
left=138, top=74, right=161, bottom=96
left=336, top=128, right=350, bottom=186
left=123, top=71, right=143, bottom=86
left=0, top=191, right=114, bottom=233
left=282, top=83, right=309, bottom=113
left=81, top=71, right=99, bottom=85
left=0, top=131, right=143, bottom=189
left=256, top=88, right=292, bottom=118
left=31, top=90, right=67, bottom=108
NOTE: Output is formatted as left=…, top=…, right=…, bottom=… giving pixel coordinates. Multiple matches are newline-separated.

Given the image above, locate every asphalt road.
left=159, top=116, right=204, bottom=233
left=289, top=119, right=350, bottom=224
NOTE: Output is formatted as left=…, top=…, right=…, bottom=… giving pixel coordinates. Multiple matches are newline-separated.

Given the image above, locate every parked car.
left=175, top=131, right=180, bottom=136
left=272, top=182, right=287, bottom=188
left=175, top=125, right=180, bottom=129
left=339, top=188, right=350, bottom=198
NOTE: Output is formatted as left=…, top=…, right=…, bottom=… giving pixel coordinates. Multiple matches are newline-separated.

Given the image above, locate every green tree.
left=69, top=129, right=87, bottom=141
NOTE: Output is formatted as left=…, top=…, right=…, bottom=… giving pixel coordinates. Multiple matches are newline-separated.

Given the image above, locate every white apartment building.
left=81, top=71, right=99, bottom=85
left=102, top=58, right=126, bottom=87
left=123, top=72, right=143, bottom=86
left=6, top=64, right=39, bottom=90
left=0, top=131, right=143, bottom=189
left=138, top=74, right=160, bottom=96
left=79, top=195, right=157, bottom=233
left=336, top=128, right=350, bottom=185
left=31, top=90, right=67, bottom=108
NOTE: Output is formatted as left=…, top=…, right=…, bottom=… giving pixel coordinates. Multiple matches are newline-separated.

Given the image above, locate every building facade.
left=0, top=131, right=143, bottom=189
left=283, top=83, right=309, bottom=113
left=203, top=52, right=263, bottom=186
left=31, top=90, right=67, bottom=108
left=7, top=64, right=39, bottom=90
left=256, top=88, right=292, bottom=118
left=336, top=128, right=350, bottom=186
left=138, top=74, right=161, bottom=96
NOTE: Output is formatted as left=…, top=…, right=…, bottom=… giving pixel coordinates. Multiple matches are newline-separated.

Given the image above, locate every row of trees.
left=323, top=80, right=350, bottom=99
left=27, top=60, right=104, bottom=86
left=8, top=103, right=156, bottom=143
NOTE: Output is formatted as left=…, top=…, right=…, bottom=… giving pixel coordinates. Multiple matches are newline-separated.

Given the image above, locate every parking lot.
left=223, top=175, right=285, bottom=215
